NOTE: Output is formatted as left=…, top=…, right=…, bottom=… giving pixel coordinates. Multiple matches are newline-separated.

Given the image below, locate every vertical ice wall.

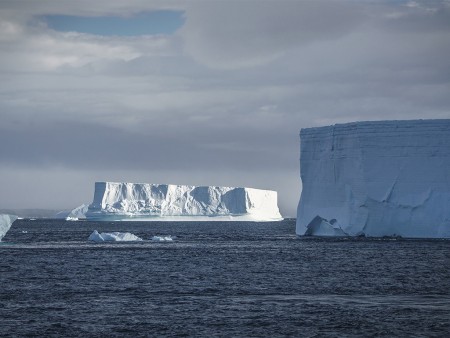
left=296, top=120, right=450, bottom=238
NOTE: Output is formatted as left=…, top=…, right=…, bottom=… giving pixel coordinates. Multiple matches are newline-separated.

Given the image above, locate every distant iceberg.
left=0, top=214, right=18, bottom=241
left=88, top=230, right=143, bottom=242
left=296, top=119, right=450, bottom=238
left=54, top=204, right=89, bottom=220
left=85, top=182, right=282, bottom=221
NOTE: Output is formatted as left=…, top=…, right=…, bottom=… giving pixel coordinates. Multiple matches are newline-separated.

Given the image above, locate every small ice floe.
left=65, top=217, right=78, bottom=221
left=151, top=235, right=174, bottom=242
left=21, top=230, right=28, bottom=233
left=88, top=230, right=143, bottom=242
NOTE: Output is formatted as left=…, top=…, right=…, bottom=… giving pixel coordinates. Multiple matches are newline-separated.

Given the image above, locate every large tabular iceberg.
left=296, top=119, right=450, bottom=238
left=85, top=182, right=282, bottom=221
left=0, top=214, right=18, bottom=241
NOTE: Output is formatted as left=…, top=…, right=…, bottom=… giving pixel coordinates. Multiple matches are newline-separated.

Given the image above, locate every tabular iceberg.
left=85, top=182, right=282, bottom=221
left=0, top=214, right=18, bottom=241
left=296, top=119, right=450, bottom=238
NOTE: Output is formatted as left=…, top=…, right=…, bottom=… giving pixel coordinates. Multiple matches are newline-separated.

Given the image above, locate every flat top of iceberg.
left=95, top=181, right=277, bottom=192
left=301, top=119, right=450, bottom=134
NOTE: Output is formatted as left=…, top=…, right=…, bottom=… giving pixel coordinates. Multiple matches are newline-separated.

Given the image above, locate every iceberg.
left=151, top=235, right=174, bottom=242
left=296, top=119, right=450, bottom=238
left=88, top=230, right=143, bottom=242
left=54, top=204, right=89, bottom=220
left=85, top=182, right=282, bottom=221
left=0, top=214, right=18, bottom=241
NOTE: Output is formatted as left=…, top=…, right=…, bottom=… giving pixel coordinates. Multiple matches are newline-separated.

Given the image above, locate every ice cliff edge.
left=86, top=182, right=282, bottom=221
left=296, top=119, right=450, bottom=238
left=0, top=214, right=18, bottom=241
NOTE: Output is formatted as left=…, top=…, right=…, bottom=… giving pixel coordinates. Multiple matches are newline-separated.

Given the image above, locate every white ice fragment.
left=88, top=230, right=142, bottom=242
left=0, top=214, right=18, bottom=241
left=304, top=216, right=348, bottom=237
left=55, top=204, right=89, bottom=219
left=85, top=182, right=282, bottom=221
left=151, top=235, right=174, bottom=242
left=296, top=119, right=450, bottom=238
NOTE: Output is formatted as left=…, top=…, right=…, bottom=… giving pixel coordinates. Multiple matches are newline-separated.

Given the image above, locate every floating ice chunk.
left=0, top=214, right=18, bottom=241
left=304, top=216, right=348, bottom=237
left=65, top=217, right=78, bottom=221
left=88, top=230, right=142, bottom=242
left=151, top=235, right=174, bottom=242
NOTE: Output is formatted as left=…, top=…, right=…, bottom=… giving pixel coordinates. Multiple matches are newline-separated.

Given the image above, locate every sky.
left=0, top=0, right=449, bottom=216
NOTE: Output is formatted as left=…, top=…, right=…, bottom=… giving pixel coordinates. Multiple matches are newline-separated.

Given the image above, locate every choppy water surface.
left=1, top=219, right=449, bottom=337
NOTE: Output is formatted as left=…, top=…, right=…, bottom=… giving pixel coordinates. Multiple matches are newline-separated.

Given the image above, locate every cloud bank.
left=0, top=0, right=449, bottom=216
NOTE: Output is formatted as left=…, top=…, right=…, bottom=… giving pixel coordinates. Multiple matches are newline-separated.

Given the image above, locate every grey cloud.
left=181, top=0, right=366, bottom=69
left=0, top=113, right=298, bottom=172
left=0, top=0, right=449, bottom=216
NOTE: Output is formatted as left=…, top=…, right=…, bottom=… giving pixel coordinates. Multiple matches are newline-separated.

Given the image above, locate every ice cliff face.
left=296, top=119, right=450, bottom=238
left=0, top=214, right=18, bottom=241
left=86, top=182, right=282, bottom=221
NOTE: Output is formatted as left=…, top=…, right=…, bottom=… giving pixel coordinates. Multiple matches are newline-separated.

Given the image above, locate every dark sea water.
left=1, top=219, right=449, bottom=337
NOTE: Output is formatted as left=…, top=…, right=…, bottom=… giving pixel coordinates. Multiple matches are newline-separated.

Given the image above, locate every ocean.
left=1, top=219, right=449, bottom=337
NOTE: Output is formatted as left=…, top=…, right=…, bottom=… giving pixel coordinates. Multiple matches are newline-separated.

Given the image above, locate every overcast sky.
left=1, top=0, right=449, bottom=216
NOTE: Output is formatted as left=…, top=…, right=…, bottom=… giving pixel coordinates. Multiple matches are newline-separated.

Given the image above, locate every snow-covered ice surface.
left=297, top=119, right=450, bottom=238
left=0, top=214, right=18, bottom=241
left=86, top=182, right=282, bottom=221
left=88, top=230, right=142, bottom=242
